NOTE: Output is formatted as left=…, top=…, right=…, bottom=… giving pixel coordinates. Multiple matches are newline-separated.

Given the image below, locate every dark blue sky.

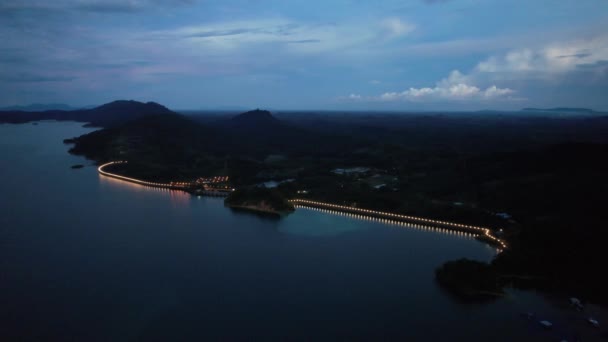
left=1, top=0, right=607, bottom=110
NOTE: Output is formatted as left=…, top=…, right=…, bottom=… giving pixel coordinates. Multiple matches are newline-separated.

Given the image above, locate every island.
left=435, top=259, right=505, bottom=301
left=224, top=187, right=295, bottom=216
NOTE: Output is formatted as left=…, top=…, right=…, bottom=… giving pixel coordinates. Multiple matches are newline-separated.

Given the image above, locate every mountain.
left=91, top=100, right=170, bottom=115
left=522, top=107, right=595, bottom=114
left=67, top=106, right=362, bottom=181
left=222, top=109, right=285, bottom=133
left=0, top=103, right=74, bottom=111
left=0, top=100, right=176, bottom=127
left=69, top=113, right=210, bottom=159
left=210, top=108, right=359, bottom=156
left=85, top=100, right=175, bottom=126
left=230, top=109, right=281, bottom=126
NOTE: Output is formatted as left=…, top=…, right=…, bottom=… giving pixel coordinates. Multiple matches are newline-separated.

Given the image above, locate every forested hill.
left=0, top=100, right=175, bottom=127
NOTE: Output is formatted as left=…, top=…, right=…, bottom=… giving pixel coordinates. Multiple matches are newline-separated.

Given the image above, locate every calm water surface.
left=0, top=122, right=603, bottom=341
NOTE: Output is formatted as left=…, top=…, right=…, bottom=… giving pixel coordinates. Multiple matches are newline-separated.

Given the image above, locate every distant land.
left=521, top=107, right=596, bottom=113
left=0, top=103, right=76, bottom=111
left=3, top=99, right=608, bottom=304
left=3, top=102, right=605, bottom=118
left=0, top=100, right=173, bottom=127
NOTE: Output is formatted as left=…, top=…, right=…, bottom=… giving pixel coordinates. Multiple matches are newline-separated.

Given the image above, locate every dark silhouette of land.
left=435, top=259, right=505, bottom=301
left=0, top=100, right=174, bottom=127
left=4, top=100, right=608, bottom=304
left=521, top=107, right=596, bottom=114
left=0, top=103, right=76, bottom=111
left=225, top=187, right=295, bottom=216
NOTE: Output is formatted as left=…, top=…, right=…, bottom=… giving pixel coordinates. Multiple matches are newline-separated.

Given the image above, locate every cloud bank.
left=344, top=34, right=608, bottom=104
left=346, top=70, right=515, bottom=103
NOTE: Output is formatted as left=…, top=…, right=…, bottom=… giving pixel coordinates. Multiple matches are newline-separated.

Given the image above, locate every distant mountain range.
left=0, top=100, right=175, bottom=127
left=521, top=107, right=596, bottom=113
left=0, top=103, right=76, bottom=111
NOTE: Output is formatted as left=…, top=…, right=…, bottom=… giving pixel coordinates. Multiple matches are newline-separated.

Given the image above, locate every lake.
left=0, top=121, right=602, bottom=341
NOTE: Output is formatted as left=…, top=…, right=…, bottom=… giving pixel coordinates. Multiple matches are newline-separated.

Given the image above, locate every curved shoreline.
left=290, top=199, right=507, bottom=249
left=97, top=161, right=190, bottom=189
left=98, top=161, right=508, bottom=250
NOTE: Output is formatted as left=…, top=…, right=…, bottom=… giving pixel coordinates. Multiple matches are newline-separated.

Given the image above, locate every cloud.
left=0, top=73, right=76, bottom=83
left=287, top=39, right=322, bottom=44
left=152, top=17, right=413, bottom=56
left=380, top=18, right=415, bottom=38
left=558, top=53, right=592, bottom=59
left=422, top=0, right=453, bottom=4
left=346, top=70, right=515, bottom=103
left=74, top=2, right=145, bottom=13
left=353, top=34, right=608, bottom=104
left=185, top=28, right=260, bottom=39
left=474, top=35, right=608, bottom=77
left=483, top=85, right=515, bottom=98
left=0, top=0, right=196, bottom=14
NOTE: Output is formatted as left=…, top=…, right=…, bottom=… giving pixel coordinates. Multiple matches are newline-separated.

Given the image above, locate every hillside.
left=229, top=109, right=282, bottom=127
left=0, top=100, right=175, bottom=127
left=68, top=113, right=221, bottom=182
left=210, top=109, right=362, bottom=157
left=66, top=107, right=364, bottom=183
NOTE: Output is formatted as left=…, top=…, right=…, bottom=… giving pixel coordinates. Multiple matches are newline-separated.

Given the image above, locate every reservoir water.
left=0, top=122, right=603, bottom=341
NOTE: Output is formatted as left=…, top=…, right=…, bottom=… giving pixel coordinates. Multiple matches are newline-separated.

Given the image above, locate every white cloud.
left=484, top=85, right=515, bottom=98
left=436, top=70, right=471, bottom=88
left=362, top=70, right=514, bottom=102
left=344, top=34, right=608, bottom=104
left=380, top=18, right=415, bottom=38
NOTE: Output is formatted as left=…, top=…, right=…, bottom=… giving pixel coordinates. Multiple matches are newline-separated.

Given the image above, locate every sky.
left=1, top=0, right=608, bottom=111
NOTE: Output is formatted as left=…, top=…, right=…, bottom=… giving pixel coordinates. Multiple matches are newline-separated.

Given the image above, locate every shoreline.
left=225, top=204, right=289, bottom=217
left=97, top=161, right=508, bottom=250
left=290, top=199, right=507, bottom=249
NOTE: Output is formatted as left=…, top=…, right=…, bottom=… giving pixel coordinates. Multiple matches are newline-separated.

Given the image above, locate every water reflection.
left=99, top=173, right=191, bottom=207
left=97, top=174, right=489, bottom=245
left=227, top=207, right=282, bottom=221
left=98, top=170, right=500, bottom=253
left=296, top=205, right=479, bottom=240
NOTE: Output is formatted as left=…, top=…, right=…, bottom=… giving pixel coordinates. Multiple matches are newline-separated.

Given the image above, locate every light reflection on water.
left=99, top=173, right=191, bottom=208
left=295, top=205, right=478, bottom=239
left=98, top=174, right=498, bottom=254
left=3, top=121, right=604, bottom=342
